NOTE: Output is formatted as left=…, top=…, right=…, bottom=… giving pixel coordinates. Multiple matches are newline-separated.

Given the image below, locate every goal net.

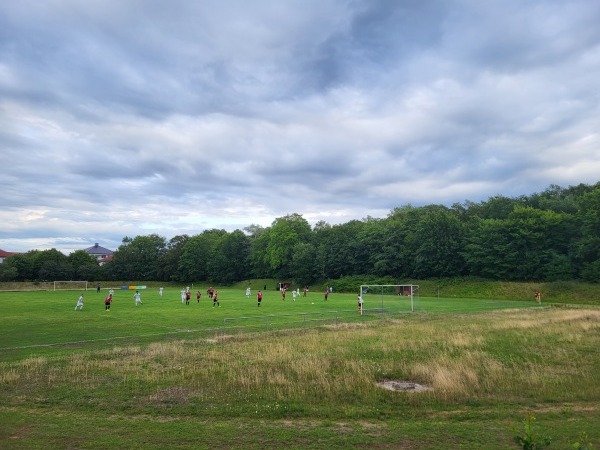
left=53, top=281, right=89, bottom=291
left=359, top=284, right=419, bottom=313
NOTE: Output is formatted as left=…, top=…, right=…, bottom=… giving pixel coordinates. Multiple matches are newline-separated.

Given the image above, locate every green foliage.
left=513, top=414, right=552, bottom=450
left=177, top=230, right=227, bottom=281
left=2, top=248, right=101, bottom=282
left=5, top=182, right=600, bottom=285
left=110, top=234, right=167, bottom=281
left=265, top=213, right=312, bottom=278
left=581, top=258, right=600, bottom=283
left=0, top=263, right=18, bottom=281
left=571, top=432, right=595, bottom=450
left=158, top=235, right=190, bottom=281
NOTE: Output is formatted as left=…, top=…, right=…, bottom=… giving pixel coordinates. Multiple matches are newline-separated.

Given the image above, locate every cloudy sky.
left=1, top=0, right=599, bottom=254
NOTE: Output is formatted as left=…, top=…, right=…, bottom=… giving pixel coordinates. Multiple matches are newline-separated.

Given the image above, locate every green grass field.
left=1, top=286, right=599, bottom=449
left=0, top=287, right=541, bottom=359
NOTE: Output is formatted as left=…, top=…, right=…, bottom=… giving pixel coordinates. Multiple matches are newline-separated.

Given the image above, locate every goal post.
left=53, top=281, right=89, bottom=291
left=359, top=284, right=419, bottom=313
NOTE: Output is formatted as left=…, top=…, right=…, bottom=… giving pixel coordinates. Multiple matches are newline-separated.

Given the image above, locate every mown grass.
left=0, top=286, right=599, bottom=449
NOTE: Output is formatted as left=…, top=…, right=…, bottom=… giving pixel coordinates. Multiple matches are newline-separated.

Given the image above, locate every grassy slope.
left=412, top=278, right=600, bottom=304
left=0, top=285, right=599, bottom=449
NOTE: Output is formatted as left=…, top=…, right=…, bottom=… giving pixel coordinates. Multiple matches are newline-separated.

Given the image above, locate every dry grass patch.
left=489, top=308, right=600, bottom=332
left=145, top=386, right=195, bottom=405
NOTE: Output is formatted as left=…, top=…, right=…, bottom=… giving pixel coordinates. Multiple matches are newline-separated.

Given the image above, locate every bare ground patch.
left=376, top=380, right=433, bottom=393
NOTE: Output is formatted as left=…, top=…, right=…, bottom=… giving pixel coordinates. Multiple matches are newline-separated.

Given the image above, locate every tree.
left=464, top=206, right=575, bottom=281
left=315, top=220, right=365, bottom=279
left=395, top=205, right=465, bottom=278
left=0, top=261, right=18, bottom=281
left=8, top=251, right=40, bottom=281
left=576, top=186, right=600, bottom=281
left=291, top=241, right=318, bottom=284
left=67, top=250, right=100, bottom=280
left=247, top=225, right=272, bottom=278
left=178, top=230, right=227, bottom=281
left=210, top=230, right=250, bottom=283
left=159, top=235, right=190, bottom=282
left=265, top=214, right=312, bottom=279
left=34, top=249, right=72, bottom=281
left=467, top=195, right=527, bottom=220
left=109, top=234, right=167, bottom=280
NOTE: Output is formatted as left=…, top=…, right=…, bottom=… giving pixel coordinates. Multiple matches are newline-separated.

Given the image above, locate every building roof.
left=83, top=243, right=114, bottom=256
left=0, top=249, right=16, bottom=258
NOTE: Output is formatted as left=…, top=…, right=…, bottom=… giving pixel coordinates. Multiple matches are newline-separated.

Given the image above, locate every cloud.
left=1, top=0, right=599, bottom=254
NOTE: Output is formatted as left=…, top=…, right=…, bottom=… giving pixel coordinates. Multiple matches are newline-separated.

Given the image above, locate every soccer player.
left=109, top=288, right=114, bottom=296
left=292, top=289, right=297, bottom=301
left=212, top=290, right=220, bottom=307
left=358, top=294, right=364, bottom=315
left=185, top=289, right=191, bottom=305
left=74, top=294, right=84, bottom=311
left=324, top=289, right=329, bottom=301
left=197, top=290, right=201, bottom=303
left=180, top=289, right=186, bottom=304
left=281, top=288, right=286, bottom=301
left=246, top=286, right=251, bottom=298
left=257, top=290, right=263, bottom=307
left=134, top=290, right=143, bottom=306
left=159, top=287, right=164, bottom=297
left=105, top=293, right=112, bottom=311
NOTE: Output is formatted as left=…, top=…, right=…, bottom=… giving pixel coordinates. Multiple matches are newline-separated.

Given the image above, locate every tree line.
left=2, top=182, right=599, bottom=284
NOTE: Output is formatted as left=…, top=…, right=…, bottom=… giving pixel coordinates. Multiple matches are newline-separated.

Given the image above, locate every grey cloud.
left=1, top=0, right=599, bottom=253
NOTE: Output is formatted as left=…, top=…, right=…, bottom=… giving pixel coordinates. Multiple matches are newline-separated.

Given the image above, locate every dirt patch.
left=145, top=386, right=193, bottom=405
left=376, top=380, right=433, bottom=393
left=9, top=424, right=31, bottom=440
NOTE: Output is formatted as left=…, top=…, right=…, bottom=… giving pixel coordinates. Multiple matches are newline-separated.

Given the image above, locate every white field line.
left=0, top=323, right=221, bottom=351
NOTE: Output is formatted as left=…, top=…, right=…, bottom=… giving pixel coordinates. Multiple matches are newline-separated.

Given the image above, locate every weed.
left=513, top=413, right=551, bottom=450
left=571, top=431, right=595, bottom=450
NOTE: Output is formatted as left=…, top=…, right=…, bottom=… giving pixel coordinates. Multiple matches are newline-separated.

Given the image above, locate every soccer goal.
left=359, top=284, right=419, bottom=313
left=53, top=281, right=89, bottom=291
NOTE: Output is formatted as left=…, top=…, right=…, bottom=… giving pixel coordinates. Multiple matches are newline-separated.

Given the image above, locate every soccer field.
left=0, top=287, right=597, bottom=449
left=0, top=286, right=541, bottom=360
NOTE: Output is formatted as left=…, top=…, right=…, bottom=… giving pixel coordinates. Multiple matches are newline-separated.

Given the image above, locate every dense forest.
left=2, top=182, right=600, bottom=284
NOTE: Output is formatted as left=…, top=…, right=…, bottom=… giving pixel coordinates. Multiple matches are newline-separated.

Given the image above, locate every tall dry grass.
left=1, top=307, right=599, bottom=415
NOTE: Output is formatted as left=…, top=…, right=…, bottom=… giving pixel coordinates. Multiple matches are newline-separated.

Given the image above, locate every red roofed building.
left=0, top=249, right=16, bottom=264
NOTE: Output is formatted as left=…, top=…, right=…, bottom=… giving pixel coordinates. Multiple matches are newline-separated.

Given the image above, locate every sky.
left=1, top=0, right=600, bottom=255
